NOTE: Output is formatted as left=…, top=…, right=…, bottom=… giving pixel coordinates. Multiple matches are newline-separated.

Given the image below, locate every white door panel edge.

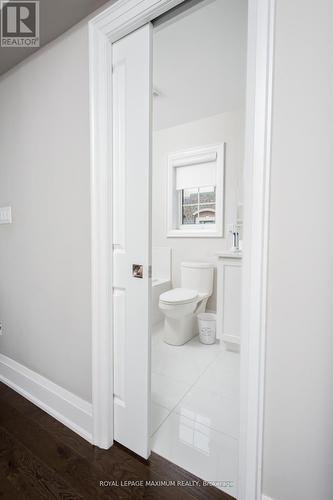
left=112, top=23, right=152, bottom=459
left=89, top=0, right=275, bottom=497
left=89, top=0, right=185, bottom=454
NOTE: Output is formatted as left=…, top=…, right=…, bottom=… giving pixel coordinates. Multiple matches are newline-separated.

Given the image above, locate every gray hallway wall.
left=0, top=21, right=92, bottom=401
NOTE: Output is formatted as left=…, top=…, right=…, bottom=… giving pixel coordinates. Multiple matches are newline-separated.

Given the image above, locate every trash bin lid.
left=197, top=313, right=216, bottom=321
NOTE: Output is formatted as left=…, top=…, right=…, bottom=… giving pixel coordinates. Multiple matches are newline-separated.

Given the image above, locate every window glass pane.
left=195, top=204, right=216, bottom=224
left=182, top=204, right=198, bottom=225
left=182, top=188, right=199, bottom=205
left=199, top=186, right=216, bottom=204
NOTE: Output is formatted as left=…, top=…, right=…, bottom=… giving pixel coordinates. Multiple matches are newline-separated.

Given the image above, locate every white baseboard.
left=262, top=495, right=275, bottom=500
left=0, top=353, right=93, bottom=443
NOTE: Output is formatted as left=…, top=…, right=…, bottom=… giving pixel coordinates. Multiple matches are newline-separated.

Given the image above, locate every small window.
left=181, top=186, right=216, bottom=225
left=167, top=144, right=224, bottom=237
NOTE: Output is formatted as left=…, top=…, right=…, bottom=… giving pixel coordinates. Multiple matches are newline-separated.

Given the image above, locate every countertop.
left=216, top=251, right=243, bottom=259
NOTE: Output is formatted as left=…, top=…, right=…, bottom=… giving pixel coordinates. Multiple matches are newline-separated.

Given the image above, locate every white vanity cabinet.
left=216, top=252, right=242, bottom=349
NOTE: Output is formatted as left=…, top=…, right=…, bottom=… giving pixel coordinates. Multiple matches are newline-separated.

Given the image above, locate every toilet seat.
left=158, top=261, right=214, bottom=345
left=159, top=288, right=198, bottom=305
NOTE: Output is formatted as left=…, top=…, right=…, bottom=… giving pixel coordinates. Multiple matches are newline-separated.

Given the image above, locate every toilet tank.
left=181, top=262, right=214, bottom=296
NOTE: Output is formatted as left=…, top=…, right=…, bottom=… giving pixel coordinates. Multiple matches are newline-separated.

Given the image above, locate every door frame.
left=88, top=0, right=275, bottom=498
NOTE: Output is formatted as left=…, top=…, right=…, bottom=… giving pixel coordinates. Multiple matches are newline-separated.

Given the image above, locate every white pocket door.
left=112, top=23, right=152, bottom=459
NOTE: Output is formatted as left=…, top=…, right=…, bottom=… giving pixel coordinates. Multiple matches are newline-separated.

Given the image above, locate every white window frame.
left=167, top=143, right=224, bottom=238
left=179, top=190, right=216, bottom=228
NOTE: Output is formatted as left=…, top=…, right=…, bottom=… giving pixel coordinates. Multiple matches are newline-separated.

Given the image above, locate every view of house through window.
left=181, top=186, right=216, bottom=225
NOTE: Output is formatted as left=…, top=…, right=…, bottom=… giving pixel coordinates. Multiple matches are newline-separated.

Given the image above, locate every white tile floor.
left=151, top=322, right=240, bottom=498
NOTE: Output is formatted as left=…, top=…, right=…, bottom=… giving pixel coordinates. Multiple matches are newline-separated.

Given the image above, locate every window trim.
left=167, top=143, right=225, bottom=238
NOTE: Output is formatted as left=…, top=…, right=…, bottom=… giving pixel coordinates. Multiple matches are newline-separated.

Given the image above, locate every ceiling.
left=0, top=0, right=113, bottom=76
left=153, top=0, right=247, bottom=130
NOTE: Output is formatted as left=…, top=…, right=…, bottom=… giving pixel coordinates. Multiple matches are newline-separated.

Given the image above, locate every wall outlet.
left=0, top=206, right=12, bottom=224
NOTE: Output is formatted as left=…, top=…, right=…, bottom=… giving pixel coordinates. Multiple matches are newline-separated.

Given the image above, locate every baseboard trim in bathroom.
left=0, top=353, right=93, bottom=443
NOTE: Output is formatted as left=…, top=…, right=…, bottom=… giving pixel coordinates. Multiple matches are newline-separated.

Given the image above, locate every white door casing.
left=112, top=23, right=152, bottom=459
left=89, top=0, right=275, bottom=497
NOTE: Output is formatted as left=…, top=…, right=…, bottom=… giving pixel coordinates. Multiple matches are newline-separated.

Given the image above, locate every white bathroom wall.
left=152, top=110, right=245, bottom=310
left=153, top=0, right=247, bottom=130
left=0, top=21, right=92, bottom=401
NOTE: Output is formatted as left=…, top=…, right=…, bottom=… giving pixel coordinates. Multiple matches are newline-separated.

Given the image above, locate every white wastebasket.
left=197, top=313, right=216, bottom=345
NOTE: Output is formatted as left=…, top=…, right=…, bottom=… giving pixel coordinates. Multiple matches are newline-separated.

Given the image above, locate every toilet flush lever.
left=132, top=264, right=143, bottom=278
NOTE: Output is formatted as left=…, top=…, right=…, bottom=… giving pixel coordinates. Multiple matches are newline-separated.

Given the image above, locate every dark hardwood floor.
left=0, top=382, right=234, bottom=500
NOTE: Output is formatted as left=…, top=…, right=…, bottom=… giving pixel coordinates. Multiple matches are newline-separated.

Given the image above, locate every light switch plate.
left=0, top=206, right=12, bottom=224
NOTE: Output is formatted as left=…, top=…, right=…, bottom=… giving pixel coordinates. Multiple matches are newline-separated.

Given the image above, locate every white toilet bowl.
left=158, top=262, right=214, bottom=345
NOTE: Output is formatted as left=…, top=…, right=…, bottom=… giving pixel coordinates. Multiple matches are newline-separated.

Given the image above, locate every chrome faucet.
left=229, top=224, right=241, bottom=252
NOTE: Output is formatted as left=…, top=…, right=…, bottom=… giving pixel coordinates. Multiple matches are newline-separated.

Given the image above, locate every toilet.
left=158, top=262, right=214, bottom=345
